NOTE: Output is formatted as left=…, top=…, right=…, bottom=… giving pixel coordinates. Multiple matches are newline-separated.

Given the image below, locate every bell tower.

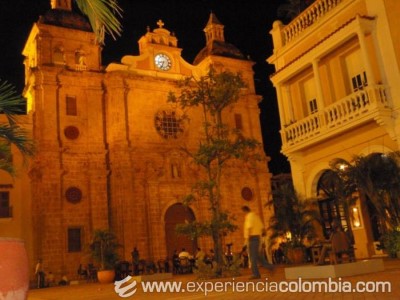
left=204, top=12, right=225, bottom=44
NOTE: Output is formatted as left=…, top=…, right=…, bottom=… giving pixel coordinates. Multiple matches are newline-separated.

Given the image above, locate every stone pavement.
left=28, top=258, right=400, bottom=300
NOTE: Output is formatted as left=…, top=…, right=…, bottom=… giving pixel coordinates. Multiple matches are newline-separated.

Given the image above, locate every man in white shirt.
left=35, top=259, right=45, bottom=288
left=178, top=248, right=190, bottom=258
left=242, top=205, right=274, bottom=279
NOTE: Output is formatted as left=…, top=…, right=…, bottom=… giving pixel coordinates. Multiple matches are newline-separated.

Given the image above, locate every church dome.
left=193, top=40, right=245, bottom=65
left=38, top=9, right=92, bottom=32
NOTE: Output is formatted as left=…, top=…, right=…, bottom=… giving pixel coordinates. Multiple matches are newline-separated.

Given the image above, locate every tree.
left=0, top=80, right=34, bottom=175
left=74, top=0, right=123, bottom=45
left=317, top=169, right=356, bottom=239
left=267, top=181, right=321, bottom=251
left=168, top=67, right=262, bottom=276
left=89, top=229, right=120, bottom=270
left=330, top=152, right=400, bottom=230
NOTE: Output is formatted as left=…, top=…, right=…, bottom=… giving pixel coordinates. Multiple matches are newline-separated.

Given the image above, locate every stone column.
left=356, top=22, right=376, bottom=85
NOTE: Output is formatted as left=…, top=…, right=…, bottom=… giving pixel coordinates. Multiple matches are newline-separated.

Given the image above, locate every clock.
left=154, top=53, right=172, bottom=71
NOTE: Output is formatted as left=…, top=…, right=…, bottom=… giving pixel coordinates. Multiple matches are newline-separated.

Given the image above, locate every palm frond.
left=0, top=80, right=35, bottom=175
left=74, top=0, right=123, bottom=44
left=0, top=81, right=26, bottom=125
left=0, top=124, right=35, bottom=156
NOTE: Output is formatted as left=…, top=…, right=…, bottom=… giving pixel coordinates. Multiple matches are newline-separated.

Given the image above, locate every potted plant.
left=89, top=229, right=120, bottom=283
left=267, top=181, right=321, bottom=264
left=379, top=229, right=400, bottom=258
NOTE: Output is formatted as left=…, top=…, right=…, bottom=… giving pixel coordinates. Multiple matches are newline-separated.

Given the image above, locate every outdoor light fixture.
left=352, top=206, right=362, bottom=228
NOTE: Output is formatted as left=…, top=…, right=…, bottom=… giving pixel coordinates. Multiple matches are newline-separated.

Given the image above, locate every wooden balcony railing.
left=282, top=85, right=389, bottom=148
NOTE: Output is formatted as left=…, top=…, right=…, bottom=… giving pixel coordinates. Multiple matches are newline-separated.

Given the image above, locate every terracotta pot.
left=0, top=238, right=29, bottom=300
left=97, top=270, right=115, bottom=284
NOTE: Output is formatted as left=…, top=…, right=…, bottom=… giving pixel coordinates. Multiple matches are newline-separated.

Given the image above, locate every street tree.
left=168, top=67, right=262, bottom=276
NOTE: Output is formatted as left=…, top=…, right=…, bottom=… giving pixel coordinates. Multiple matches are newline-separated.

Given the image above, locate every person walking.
left=242, top=205, right=274, bottom=279
left=35, top=259, right=45, bottom=288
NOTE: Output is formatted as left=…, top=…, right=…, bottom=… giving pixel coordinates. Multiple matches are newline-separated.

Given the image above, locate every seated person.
left=331, top=225, right=352, bottom=264
left=240, top=245, right=249, bottom=268
left=317, top=221, right=351, bottom=265
left=77, top=264, right=88, bottom=279
left=204, top=249, right=215, bottom=267
left=46, top=271, right=55, bottom=287
left=195, top=247, right=205, bottom=261
left=59, top=275, right=69, bottom=286
left=172, top=250, right=180, bottom=274
left=178, top=248, right=190, bottom=258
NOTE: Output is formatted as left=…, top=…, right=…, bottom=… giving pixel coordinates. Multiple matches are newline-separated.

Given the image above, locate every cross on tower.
left=157, top=19, right=165, bottom=28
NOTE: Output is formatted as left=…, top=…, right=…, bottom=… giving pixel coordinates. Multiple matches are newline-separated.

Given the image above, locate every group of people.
left=34, top=259, right=69, bottom=288
left=33, top=207, right=350, bottom=287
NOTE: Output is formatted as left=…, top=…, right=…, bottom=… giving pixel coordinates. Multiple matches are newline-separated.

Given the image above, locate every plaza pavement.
left=28, top=258, right=400, bottom=300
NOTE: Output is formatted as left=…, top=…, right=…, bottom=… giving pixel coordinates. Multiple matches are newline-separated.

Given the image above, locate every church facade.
left=0, top=1, right=272, bottom=279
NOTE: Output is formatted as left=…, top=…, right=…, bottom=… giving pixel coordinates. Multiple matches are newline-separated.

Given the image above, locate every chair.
left=87, top=264, right=97, bottom=282
left=115, top=261, right=131, bottom=280
left=145, top=261, right=157, bottom=274
left=330, top=230, right=355, bottom=264
left=179, top=257, right=192, bottom=274
left=137, top=259, right=146, bottom=275
left=77, top=264, right=88, bottom=280
left=311, top=245, right=322, bottom=264
left=157, top=259, right=165, bottom=273
left=172, top=257, right=180, bottom=274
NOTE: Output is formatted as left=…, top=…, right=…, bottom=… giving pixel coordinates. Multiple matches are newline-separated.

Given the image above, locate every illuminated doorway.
left=164, top=203, right=197, bottom=259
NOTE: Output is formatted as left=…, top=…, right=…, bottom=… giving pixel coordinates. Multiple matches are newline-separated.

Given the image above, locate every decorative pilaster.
left=312, top=59, right=325, bottom=109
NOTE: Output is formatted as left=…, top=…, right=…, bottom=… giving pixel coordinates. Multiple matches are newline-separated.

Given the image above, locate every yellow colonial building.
left=268, top=0, right=400, bottom=258
left=0, top=1, right=272, bottom=279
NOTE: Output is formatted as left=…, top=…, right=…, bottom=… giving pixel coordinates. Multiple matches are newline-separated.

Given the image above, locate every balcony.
left=281, top=84, right=390, bottom=152
left=282, top=0, right=344, bottom=45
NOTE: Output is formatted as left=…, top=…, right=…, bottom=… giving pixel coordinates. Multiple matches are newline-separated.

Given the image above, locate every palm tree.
left=317, top=169, right=356, bottom=239
left=267, top=182, right=321, bottom=249
left=330, top=152, right=400, bottom=230
left=73, top=0, right=123, bottom=45
left=0, top=80, right=34, bottom=175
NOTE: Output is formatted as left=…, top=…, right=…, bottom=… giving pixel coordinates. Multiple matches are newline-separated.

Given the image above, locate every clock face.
left=154, top=53, right=172, bottom=71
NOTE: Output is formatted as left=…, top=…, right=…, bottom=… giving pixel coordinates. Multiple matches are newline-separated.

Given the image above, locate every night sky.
left=0, top=0, right=291, bottom=175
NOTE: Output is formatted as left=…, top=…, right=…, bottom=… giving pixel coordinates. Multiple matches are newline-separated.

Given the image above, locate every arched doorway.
left=164, top=203, right=197, bottom=259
